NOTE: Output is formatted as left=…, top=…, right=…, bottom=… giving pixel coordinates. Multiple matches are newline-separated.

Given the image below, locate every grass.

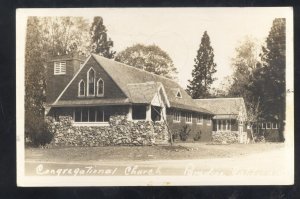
left=25, top=142, right=284, bottom=162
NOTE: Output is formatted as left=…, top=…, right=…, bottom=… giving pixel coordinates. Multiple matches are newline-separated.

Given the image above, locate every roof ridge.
left=92, top=53, right=180, bottom=85
left=127, top=81, right=161, bottom=86
left=195, top=97, right=243, bottom=100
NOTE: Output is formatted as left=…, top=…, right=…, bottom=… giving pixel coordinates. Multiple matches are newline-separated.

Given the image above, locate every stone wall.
left=46, top=115, right=169, bottom=147
left=212, top=131, right=239, bottom=144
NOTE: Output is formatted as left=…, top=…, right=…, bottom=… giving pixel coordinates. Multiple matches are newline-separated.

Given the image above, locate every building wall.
left=165, top=108, right=212, bottom=142
left=46, top=114, right=169, bottom=147
left=46, top=59, right=84, bottom=104
left=60, top=57, right=127, bottom=100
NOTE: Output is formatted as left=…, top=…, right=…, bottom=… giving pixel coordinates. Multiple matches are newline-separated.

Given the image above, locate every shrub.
left=179, top=125, right=191, bottom=141
left=26, top=118, right=54, bottom=147
left=193, top=130, right=202, bottom=141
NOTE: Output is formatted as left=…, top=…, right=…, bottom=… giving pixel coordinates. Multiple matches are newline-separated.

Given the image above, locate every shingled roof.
left=194, top=98, right=246, bottom=115
left=91, top=54, right=212, bottom=114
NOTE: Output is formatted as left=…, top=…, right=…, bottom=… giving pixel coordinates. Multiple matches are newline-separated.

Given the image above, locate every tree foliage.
left=115, top=44, right=178, bottom=79
left=25, top=17, right=48, bottom=144
left=25, top=16, right=91, bottom=145
left=187, top=31, right=217, bottom=98
left=40, top=17, right=90, bottom=56
left=257, top=18, right=286, bottom=141
left=227, top=19, right=286, bottom=142
left=90, top=16, right=116, bottom=59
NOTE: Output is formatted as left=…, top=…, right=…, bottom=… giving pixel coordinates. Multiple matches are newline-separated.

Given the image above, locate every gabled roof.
left=127, top=82, right=169, bottom=106
left=195, top=98, right=247, bottom=115
left=92, top=54, right=212, bottom=114
left=52, top=54, right=212, bottom=114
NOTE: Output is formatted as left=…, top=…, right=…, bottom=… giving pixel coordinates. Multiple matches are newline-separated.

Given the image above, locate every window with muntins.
left=74, top=108, right=109, bottom=122
left=97, top=78, right=104, bottom=96
left=185, top=113, right=192, bottom=123
left=54, top=61, right=66, bottom=75
left=196, top=114, right=203, bottom=124
left=272, top=123, right=278, bottom=129
left=88, top=68, right=95, bottom=96
left=78, top=80, right=85, bottom=96
left=207, top=115, right=212, bottom=125
left=173, top=111, right=181, bottom=122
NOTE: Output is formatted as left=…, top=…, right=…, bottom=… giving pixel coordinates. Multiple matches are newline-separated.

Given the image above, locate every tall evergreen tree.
left=90, top=16, right=116, bottom=59
left=25, top=17, right=47, bottom=143
left=259, top=18, right=286, bottom=141
left=187, top=31, right=217, bottom=98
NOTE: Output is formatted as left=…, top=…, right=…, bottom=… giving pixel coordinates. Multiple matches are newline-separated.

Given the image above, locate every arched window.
left=87, top=68, right=95, bottom=96
left=97, top=78, right=104, bottom=96
left=78, top=80, right=85, bottom=96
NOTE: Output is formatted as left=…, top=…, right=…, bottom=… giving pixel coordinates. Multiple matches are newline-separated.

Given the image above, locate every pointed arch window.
left=97, top=78, right=104, bottom=97
left=78, top=80, right=85, bottom=97
left=87, top=68, right=95, bottom=96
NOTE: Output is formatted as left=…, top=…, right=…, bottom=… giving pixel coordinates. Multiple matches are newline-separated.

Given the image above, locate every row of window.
left=74, top=108, right=109, bottom=122
left=78, top=68, right=104, bottom=97
left=253, top=122, right=278, bottom=129
left=173, top=111, right=211, bottom=125
left=216, top=120, right=232, bottom=131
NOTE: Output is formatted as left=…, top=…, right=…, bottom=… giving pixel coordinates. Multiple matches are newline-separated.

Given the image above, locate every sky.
left=19, top=8, right=291, bottom=88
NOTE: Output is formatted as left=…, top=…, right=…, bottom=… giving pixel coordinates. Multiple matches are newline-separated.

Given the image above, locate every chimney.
left=46, top=54, right=86, bottom=104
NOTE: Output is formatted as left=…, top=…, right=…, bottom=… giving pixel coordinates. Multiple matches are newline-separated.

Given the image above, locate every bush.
left=169, top=131, right=179, bottom=143
left=26, top=119, right=54, bottom=147
left=179, top=125, right=191, bottom=141
left=193, top=130, right=202, bottom=141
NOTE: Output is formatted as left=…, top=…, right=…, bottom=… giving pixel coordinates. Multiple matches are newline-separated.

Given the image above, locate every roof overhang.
left=213, top=115, right=237, bottom=120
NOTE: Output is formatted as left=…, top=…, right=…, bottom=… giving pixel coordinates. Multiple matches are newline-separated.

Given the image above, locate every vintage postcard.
left=16, top=7, right=294, bottom=186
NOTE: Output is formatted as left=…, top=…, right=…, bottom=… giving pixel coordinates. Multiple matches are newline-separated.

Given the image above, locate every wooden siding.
left=166, top=108, right=212, bottom=142
left=46, top=59, right=83, bottom=104
left=60, top=57, right=127, bottom=101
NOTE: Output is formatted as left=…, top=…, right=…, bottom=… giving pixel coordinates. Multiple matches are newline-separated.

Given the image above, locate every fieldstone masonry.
left=46, top=115, right=169, bottom=147
left=212, top=131, right=239, bottom=144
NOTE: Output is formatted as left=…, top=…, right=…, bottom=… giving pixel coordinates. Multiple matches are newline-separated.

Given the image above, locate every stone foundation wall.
left=46, top=115, right=169, bottom=147
left=212, top=131, right=239, bottom=144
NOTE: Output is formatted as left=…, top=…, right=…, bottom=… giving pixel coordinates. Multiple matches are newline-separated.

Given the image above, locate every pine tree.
left=187, top=31, right=217, bottom=98
left=259, top=18, right=286, bottom=141
left=90, top=16, right=116, bottom=59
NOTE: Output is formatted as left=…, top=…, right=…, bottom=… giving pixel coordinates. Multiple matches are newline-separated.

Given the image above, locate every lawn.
left=25, top=142, right=284, bottom=162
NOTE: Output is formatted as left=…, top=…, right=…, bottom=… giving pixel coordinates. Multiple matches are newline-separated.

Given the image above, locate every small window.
left=185, top=113, right=192, bottom=123
left=87, top=68, right=95, bottom=96
left=132, top=105, right=146, bottom=120
left=196, top=114, right=203, bottom=124
left=266, top=122, right=271, bottom=129
left=97, top=78, right=104, bottom=97
left=226, top=120, right=230, bottom=130
left=176, top=90, right=182, bottom=98
left=74, top=108, right=81, bottom=122
left=207, top=115, right=212, bottom=126
left=261, top=123, right=266, bottom=129
left=78, top=80, right=85, bottom=96
left=54, top=61, right=66, bottom=75
left=272, top=123, right=278, bottom=129
left=173, top=111, right=181, bottom=122
left=151, top=106, right=161, bottom=122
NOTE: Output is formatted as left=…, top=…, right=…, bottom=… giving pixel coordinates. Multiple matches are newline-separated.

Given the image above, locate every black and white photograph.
left=16, top=7, right=294, bottom=186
